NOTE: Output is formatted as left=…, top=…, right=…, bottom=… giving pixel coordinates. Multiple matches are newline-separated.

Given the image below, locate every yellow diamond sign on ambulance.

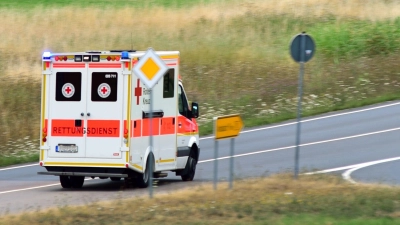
left=133, top=48, right=168, bottom=89
left=214, top=114, right=244, bottom=140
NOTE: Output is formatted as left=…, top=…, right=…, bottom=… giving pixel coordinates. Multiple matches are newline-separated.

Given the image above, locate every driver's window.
left=178, top=85, right=189, bottom=118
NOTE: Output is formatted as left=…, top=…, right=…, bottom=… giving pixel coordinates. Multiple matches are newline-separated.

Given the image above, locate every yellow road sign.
left=133, top=48, right=168, bottom=89
left=214, top=114, right=243, bottom=140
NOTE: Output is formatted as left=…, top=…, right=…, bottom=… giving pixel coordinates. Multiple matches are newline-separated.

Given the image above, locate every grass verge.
left=1, top=174, right=400, bottom=224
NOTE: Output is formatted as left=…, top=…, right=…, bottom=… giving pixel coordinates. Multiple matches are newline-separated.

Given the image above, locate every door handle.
left=81, top=113, right=84, bottom=116
left=87, top=113, right=91, bottom=117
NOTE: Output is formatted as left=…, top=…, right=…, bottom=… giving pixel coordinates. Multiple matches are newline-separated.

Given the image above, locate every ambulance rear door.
left=47, top=61, right=87, bottom=158
left=85, top=62, right=124, bottom=159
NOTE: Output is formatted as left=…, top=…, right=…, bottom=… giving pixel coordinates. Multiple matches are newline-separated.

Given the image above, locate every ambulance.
left=38, top=50, right=200, bottom=189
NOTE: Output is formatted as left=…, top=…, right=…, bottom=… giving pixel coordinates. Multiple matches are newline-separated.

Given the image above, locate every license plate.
left=56, top=144, right=78, bottom=153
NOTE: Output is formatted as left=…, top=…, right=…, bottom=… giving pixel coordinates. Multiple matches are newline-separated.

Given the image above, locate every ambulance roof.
left=48, top=50, right=180, bottom=58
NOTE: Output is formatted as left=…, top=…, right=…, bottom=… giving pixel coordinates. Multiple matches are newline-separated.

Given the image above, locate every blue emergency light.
left=43, top=52, right=52, bottom=60
left=121, top=51, right=129, bottom=59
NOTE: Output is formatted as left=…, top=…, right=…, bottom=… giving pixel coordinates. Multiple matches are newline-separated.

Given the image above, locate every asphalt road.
left=1, top=100, right=400, bottom=214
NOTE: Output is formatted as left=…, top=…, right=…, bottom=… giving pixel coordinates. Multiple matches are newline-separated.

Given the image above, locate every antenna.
left=131, top=32, right=133, bottom=51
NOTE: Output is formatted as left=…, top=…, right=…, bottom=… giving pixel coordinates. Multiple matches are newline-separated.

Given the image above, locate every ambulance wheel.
left=60, top=175, right=72, bottom=188
left=181, top=155, right=197, bottom=181
left=110, top=177, right=121, bottom=181
left=71, top=176, right=85, bottom=188
left=137, top=154, right=154, bottom=188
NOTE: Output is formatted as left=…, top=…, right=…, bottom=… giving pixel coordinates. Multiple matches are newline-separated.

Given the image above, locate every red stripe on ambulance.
left=51, top=119, right=84, bottom=137
left=86, top=120, right=120, bottom=137
left=89, top=63, right=121, bottom=68
left=53, top=63, right=85, bottom=68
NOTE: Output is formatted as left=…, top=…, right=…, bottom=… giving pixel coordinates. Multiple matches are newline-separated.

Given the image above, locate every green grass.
left=2, top=174, right=400, bottom=224
left=0, top=153, right=38, bottom=167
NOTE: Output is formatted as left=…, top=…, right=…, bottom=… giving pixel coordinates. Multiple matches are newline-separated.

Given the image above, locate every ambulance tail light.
left=124, top=129, right=129, bottom=138
left=125, top=163, right=129, bottom=168
left=55, top=56, right=68, bottom=61
left=39, top=161, right=43, bottom=167
left=42, top=128, right=47, bottom=142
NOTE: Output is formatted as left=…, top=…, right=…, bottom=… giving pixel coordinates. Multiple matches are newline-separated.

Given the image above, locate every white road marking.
left=0, top=183, right=60, bottom=194
left=305, top=157, right=400, bottom=183
left=342, top=157, right=400, bottom=184
left=199, top=127, right=400, bottom=163
left=0, top=164, right=37, bottom=172
left=0, top=178, right=97, bottom=195
left=200, top=101, right=400, bottom=140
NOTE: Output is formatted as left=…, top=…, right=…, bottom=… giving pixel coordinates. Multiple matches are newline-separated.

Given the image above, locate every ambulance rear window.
left=91, top=72, right=118, bottom=102
left=163, top=69, right=174, bottom=98
left=56, top=72, right=82, bottom=101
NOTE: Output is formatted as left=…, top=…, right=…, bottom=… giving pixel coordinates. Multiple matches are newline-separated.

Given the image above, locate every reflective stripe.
left=158, top=158, right=175, bottom=163
left=132, top=120, right=142, bottom=137
left=133, top=164, right=142, bottom=171
left=40, top=75, right=47, bottom=148
left=89, top=63, right=121, bottom=68
left=142, top=118, right=160, bottom=136
left=86, top=120, right=120, bottom=137
left=51, top=119, right=84, bottom=137
left=160, top=117, right=175, bottom=135
left=53, top=63, right=85, bottom=68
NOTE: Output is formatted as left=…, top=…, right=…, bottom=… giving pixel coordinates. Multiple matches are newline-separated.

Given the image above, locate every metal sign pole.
left=213, top=140, right=218, bottom=190
left=149, top=89, right=154, bottom=198
left=229, top=138, right=234, bottom=189
left=294, top=34, right=306, bottom=179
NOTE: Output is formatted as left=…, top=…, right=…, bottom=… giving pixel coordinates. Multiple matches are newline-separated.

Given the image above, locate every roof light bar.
left=83, top=56, right=91, bottom=62
left=75, top=55, right=82, bottom=62
left=92, top=55, right=100, bottom=62
left=121, top=51, right=129, bottom=59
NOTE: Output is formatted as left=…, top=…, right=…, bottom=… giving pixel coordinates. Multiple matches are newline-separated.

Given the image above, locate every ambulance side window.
left=178, top=85, right=190, bottom=118
left=163, top=69, right=174, bottom=98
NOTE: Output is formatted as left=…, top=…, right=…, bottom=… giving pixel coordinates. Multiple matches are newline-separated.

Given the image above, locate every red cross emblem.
left=101, top=86, right=108, bottom=94
left=97, top=83, right=111, bottom=98
left=134, top=79, right=142, bottom=105
left=62, top=83, right=75, bottom=98
left=65, top=86, right=72, bottom=94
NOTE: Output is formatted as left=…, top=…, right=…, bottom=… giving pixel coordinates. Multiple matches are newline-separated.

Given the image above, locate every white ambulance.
left=38, top=50, right=200, bottom=188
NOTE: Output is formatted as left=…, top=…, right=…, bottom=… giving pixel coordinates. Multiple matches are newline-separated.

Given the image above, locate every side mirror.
left=191, top=102, right=199, bottom=118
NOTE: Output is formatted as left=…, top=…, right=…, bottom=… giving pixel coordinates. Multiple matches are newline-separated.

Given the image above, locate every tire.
left=137, top=154, right=154, bottom=188
left=60, top=175, right=72, bottom=188
left=70, top=176, right=85, bottom=188
left=110, top=177, right=121, bottom=181
left=181, top=155, right=197, bottom=181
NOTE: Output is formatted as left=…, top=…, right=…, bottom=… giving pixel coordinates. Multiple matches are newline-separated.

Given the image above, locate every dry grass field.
left=0, top=0, right=399, bottom=164
left=2, top=174, right=400, bottom=224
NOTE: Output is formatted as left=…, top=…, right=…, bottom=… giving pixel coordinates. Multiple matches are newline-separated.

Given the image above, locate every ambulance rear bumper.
left=37, top=171, right=128, bottom=178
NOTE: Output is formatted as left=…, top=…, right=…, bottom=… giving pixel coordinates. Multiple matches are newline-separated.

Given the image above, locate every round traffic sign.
left=290, top=32, right=315, bottom=63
